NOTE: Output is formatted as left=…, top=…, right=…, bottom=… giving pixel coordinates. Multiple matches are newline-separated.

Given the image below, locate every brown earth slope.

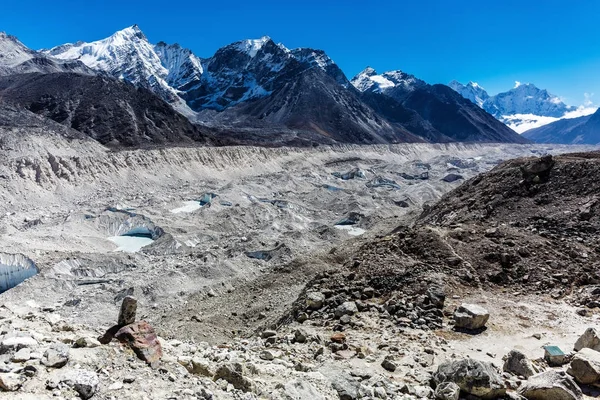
left=286, top=152, right=600, bottom=326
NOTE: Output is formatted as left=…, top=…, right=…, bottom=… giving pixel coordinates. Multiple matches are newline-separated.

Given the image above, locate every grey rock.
left=433, top=359, right=506, bottom=399
left=574, top=327, right=600, bottom=352
left=260, top=349, right=276, bottom=361
left=335, top=301, right=358, bottom=317
left=331, top=376, right=359, bottom=400
left=381, top=355, right=397, bottom=372
left=410, top=385, right=434, bottom=398
left=294, top=329, right=308, bottom=343
left=60, top=369, right=99, bottom=399
left=0, top=372, right=25, bottom=391
left=567, top=347, right=600, bottom=384
left=41, top=344, right=70, bottom=368
left=281, top=379, right=326, bottom=400
left=306, top=292, right=325, bottom=310
left=427, top=286, right=446, bottom=308
left=118, top=295, right=137, bottom=325
left=503, top=349, right=536, bottom=378
left=261, top=330, right=277, bottom=339
left=189, top=358, right=213, bottom=377
left=518, top=370, right=582, bottom=400
left=296, top=312, right=309, bottom=323
left=11, top=347, right=31, bottom=363
left=0, top=336, right=37, bottom=354
left=213, top=363, right=254, bottom=392
left=453, top=303, right=489, bottom=330
left=434, top=381, right=460, bottom=400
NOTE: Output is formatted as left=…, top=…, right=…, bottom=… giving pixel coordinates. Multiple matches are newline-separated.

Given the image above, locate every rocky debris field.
left=2, top=142, right=600, bottom=399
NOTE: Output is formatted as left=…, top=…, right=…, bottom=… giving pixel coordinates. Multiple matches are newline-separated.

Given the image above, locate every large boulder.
left=574, top=328, right=600, bottom=352
left=518, top=370, right=582, bottom=400
left=453, top=304, right=490, bottom=330
left=433, top=359, right=506, bottom=399
left=114, top=320, right=162, bottom=367
left=503, top=349, right=536, bottom=378
left=567, top=348, right=600, bottom=385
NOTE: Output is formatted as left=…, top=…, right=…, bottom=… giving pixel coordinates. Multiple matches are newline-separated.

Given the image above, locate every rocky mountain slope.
left=352, top=68, right=528, bottom=143
left=0, top=73, right=215, bottom=147
left=0, top=32, right=92, bottom=76
left=39, top=26, right=527, bottom=145
left=523, top=110, right=600, bottom=144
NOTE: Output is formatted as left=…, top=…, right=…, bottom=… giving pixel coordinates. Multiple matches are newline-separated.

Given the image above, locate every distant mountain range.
left=0, top=26, right=530, bottom=147
left=522, top=111, right=600, bottom=144
left=449, top=80, right=598, bottom=142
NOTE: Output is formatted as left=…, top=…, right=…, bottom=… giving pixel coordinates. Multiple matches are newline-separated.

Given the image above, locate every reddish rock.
left=115, top=321, right=162, bottom=367
left=331, top=333, right=346, bottom=343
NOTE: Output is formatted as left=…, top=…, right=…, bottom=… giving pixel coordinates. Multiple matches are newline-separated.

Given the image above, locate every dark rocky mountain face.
left=400, top=84, right=529, bottom=143
left=209, top=67, right=424, bottom=144
left=352, top=68, right=529, bottom=144
left=0, top=73, right=214, bottom=148
left=523, top=112, right=600, bottom=144
left=6, top=27, right=531, bottom=146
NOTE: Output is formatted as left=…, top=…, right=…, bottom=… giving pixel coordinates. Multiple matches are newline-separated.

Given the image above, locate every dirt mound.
left=283, top=152, right=600, bottom=327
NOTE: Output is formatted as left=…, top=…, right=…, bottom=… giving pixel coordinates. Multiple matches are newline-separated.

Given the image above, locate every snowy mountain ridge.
left=448, top=80, right=489, bottom=107
left=0, top=31, right=92, bottom=76
left=43, top=26, right=346, bottom=114
left=449, top=79, right=597, bottom=133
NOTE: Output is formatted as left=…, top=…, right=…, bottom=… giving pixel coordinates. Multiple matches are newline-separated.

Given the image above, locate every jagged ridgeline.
left=0, top=26, right=527, bottom=147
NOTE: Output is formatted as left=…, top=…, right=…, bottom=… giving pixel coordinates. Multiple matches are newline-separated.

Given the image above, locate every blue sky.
left=1, top=0, right=598, bottom=106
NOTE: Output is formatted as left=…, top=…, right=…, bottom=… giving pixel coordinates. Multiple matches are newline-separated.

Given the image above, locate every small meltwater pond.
left=107, top=226, right=155, bottom=253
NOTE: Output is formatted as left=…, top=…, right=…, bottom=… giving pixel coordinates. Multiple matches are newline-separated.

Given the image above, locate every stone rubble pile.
left=3, top=294, right=600, bottom=399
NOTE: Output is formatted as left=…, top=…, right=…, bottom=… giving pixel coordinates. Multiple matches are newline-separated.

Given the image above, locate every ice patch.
left=0, top=253, right=39, bottom=293
left=107, top=236, right=154, bottom=253
left=334, top=225, right=366, bottom=236
left=171, top=201, right=203, bottom=214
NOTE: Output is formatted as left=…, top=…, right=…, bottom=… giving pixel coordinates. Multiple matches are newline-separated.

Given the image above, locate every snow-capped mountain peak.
left=448, top=80, right=490, bottom=107
left=44, top=24, right=167, bottom=81
left=0, top=32, right=36, bottom=68
left=351, top=68, right=424, bottom=94
left=41, top=25, right=199, bottom=114
left=154, top=41, right=204, bottom=91
left=233, top=36, right=272, bottom=58
left=449, top=79, right=583, bottom=133
left=0, top=32, right=93, bottom=76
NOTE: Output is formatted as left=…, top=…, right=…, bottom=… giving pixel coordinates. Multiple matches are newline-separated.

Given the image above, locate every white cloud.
left=563, top=105, right=597, bottom=119
left=514, top=81, right=521, bottom=88
left=583, top=92, right=595, bottom=107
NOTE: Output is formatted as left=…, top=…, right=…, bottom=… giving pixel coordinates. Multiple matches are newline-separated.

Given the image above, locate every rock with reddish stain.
left=115, top=321, right=162, bottom=366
